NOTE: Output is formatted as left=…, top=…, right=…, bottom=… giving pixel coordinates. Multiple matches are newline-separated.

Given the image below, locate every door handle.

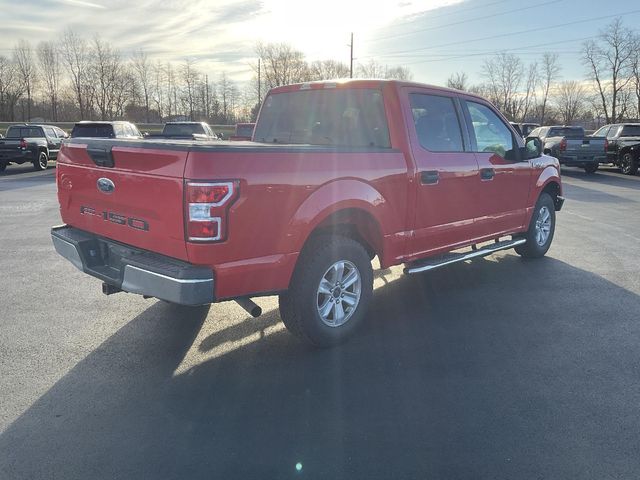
left=420, top=170, right=439, bottom=185
left=480, top=168, right=495, bottom=180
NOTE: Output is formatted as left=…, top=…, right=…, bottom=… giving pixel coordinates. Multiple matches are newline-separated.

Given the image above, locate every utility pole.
left=349, top=32, right=354, bottom=79
left=205, top=74, right=210, bottom=119
left=258, top=58, right=261, bottom=105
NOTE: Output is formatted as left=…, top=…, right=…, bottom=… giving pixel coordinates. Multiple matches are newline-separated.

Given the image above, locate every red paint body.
left=56, top=80, right=562, bottom=301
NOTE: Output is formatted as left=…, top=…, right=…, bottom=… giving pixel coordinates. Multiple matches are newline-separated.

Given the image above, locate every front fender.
left=284, top=179, right=391, bottom=253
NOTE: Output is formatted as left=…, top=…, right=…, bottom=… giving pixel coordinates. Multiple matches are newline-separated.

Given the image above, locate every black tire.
left=620, top=153, right=638, bottom=175
left=279, top=235, right=373, bottom=347
left=583, top=163, right=598, bottom=174
left=33, top=151, right=48, bottom=171
left=515, top=192, right=556, bottom=259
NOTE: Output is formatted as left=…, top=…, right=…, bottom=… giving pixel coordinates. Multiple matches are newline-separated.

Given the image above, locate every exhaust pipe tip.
left=235, top=297, right=262, bottom=318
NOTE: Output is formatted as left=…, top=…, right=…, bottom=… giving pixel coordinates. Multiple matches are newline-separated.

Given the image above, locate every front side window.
left=465, top=101, right=515, bottom=159
left=607, top=126, right=622, bottom=139
left=410, top=93, right=464, bottom=152
left=254, top=88, right=390, bottom=148
left=44, top=127, right=55, bottom=138
left=529, top=127, right=542, bottom=138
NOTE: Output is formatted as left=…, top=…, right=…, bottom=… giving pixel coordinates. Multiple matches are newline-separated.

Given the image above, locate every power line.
left=366, top=8, right=640, bottom=59
left=365, top=0, right=562, bottom=44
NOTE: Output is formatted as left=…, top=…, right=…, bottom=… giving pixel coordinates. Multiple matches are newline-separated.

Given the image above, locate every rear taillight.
left=604, top=138, right=608, bottom=152
left=185, top=181, right=239, bottom=242
left=559, top=138, right=567, bottom=151
left=19, top=138, right=27, bottom=149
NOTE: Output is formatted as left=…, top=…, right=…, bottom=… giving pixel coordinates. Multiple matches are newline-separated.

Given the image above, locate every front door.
left=461, top=99, right=532, bottom=237
left=403, top=88, right=480, bottom=259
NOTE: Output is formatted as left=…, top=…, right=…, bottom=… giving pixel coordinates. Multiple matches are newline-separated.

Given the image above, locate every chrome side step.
left=403, top=238, right=526, bottom=275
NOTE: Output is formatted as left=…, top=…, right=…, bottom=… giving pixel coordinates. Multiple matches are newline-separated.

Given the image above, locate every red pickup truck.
left=52, top=80, right=563, bottom=346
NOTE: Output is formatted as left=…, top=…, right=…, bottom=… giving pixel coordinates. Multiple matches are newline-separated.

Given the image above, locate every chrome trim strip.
left=123, top=265, right=213, bottom=284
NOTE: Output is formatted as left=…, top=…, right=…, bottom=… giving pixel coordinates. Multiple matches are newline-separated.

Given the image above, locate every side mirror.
left=524, top=137, right=542, bottom=159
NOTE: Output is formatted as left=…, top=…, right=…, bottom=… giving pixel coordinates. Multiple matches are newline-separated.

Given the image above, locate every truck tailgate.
left=566, top=137, right=605, bottom=156
left=57, top=139, right=190, bottom=261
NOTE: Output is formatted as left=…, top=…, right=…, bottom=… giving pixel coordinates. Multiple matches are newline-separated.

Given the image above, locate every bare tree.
left=554, top=81, right=587, bottom=124
left=180, top=59, right=199, bottom=120
left=132, top=50, right=153, bottom=123
left=481, top=52, right=523, bottom=120
left=308, top=59, right=350, bottom=80
left=90, top=36, right=125, bottom=119
left=539, top=52, right=561, bottom=125
left=60, top=29, right=90, bottom=119
left=0, top=56, right=24, bottom=121
left=37, top=41, right=61, bottom=121
left=630, top=34, right=640, bottom=119
left=446, top=72, right=468, bottom=91
left=13, top=40, right=37, bottom=120
left=517, top=62, right=539, bottom=122
left=255, top=42, right=309, bottom=88
left=583, top=18, right=636, bottom=123
left=152, top=61, right=165, bottom=120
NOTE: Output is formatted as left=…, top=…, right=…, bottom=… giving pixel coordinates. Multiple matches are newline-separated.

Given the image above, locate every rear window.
left=71, top=124, right=115, bottom=138
left=620, top=125, right=640, bottom=137
left=6, top=126, right=43, bottom=138
left=548, top=127, right=584, bottom=138
left=163, top=124, right=204, bottom=136
left=254, top=88, right=391, bottom=148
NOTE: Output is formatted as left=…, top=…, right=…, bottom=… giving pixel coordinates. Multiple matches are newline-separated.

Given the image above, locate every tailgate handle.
left=87, top=146, right=114, bottom=168
left=480, top=168, right=495, bottom=180
left=421, top=170, right=439, bottom=185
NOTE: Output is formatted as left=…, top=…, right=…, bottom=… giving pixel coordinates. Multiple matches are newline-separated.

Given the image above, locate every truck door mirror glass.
left=525, top=137, right=542, bottom=159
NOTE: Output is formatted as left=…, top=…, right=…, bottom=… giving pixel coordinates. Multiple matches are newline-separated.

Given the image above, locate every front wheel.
left=279, top=235, right=373, bottom=347
left=515, top=192, right=556, bottom=259
left=33, top=151, right=48, bottom=171
left=620, top=153, right=638, bottom=175
left=584, top=164, right=598, bottom=174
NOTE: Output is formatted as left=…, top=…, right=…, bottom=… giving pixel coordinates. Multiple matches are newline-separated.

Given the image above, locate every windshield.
left=71, top=124, right=114, bottom=138
left=548, top=127, right=584, bottom=138
left=6, top=126, right=43, bottom=138
left=254, top=88, right=391, bottom=148
left=163, top=124, right=205, bottom=136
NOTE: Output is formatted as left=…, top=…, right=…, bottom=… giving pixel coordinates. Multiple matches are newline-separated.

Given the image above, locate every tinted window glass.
left=529, top=127, right=542, bottom=137
left=254, top=88, right=390, bottom=148
left=410, top=93, right=464, bottom=152
left=548, top=127, right=584, bottom=138
left=163, top=124, right=205, bottom=136
left=466, top=101, right=514, bottom=158
left=44, top=127, right=56, bottom=138
left=606, top=126, right=621, bottom=139
left=71, top=124, right=115, bottom=138
left=6, top=126, right=43, bottom=138
left=619, top=125, right=640, bottom=137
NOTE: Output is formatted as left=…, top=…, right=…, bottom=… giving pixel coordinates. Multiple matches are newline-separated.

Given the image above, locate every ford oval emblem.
left=97, top=177, right=115, bottom=194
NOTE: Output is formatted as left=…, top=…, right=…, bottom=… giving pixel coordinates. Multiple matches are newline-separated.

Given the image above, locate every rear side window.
left=619, top=125, right=640, bottom=137
left=71, top=124, right=114, bottom=138
left=592, top=126, right=610, bottom=137
left=410, top=93, right=464, bottom=152
left=548, top=127, right=584, bottom=138
left=6, top=126, right=43, bottom=138
left=465, top=101, right=515, bottom=159
left=254, top=88, right=390, bottom=148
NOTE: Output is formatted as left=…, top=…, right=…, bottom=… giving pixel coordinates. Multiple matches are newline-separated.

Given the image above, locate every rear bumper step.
left=51, top=225, right=214, bottom=305
left=404, top=238, right=526, bottom=275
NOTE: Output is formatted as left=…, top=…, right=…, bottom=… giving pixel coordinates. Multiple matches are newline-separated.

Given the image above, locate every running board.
left=403, top=238, right=526, bottom=275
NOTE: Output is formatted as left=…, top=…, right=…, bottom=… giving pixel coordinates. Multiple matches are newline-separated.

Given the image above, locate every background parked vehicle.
left=510, top=122, right=540, bottom=138
left=71, top=121, right=142, bottom=139
left=527, top=125, right=606, bottom=174
left=0, top=124, right=67, bottom=172
left=146, top=122, right=219, bottom=140
left=229, top=122, right=255, bottom=141
left=592, top=123, right=640, bottom=175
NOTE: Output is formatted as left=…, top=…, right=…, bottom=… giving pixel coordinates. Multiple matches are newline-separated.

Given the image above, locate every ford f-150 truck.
left=527, top=125, right=606, bottom=174
left=51, top=80, right=563, bottom=346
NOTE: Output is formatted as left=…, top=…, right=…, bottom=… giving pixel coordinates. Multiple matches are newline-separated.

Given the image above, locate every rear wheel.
left=515, top=192, right=556, bottom=259
left=620, top=153, right=638, bottom=175
left=279, top=235, right=373, bottom=347
left=33, top=151, right=48, bottom=171
left=583, top=163, right=598, bottom=174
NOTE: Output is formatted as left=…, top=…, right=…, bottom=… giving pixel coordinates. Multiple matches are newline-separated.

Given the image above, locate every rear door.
left=43, top=126, right=61, bottom=159
left=461, top=99, right=531, bottom=237
left=57, top=140, right=190, bottom=260
left=402, top=88, right=480, bottom=257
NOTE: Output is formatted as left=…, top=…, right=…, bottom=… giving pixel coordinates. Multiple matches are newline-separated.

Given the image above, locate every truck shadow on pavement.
left=562, top=168, right=640, bottom=190
left=2, top=255, right=640, bottom=480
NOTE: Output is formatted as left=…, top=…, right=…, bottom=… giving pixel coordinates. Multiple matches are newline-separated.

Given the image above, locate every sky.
left=1, top=0, right=639, bottom=87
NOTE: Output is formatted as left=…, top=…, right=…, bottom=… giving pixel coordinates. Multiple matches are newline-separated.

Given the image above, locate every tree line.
left=448, top=18, right=640, bottom=127
left=0, top=30, right=412, bottom=125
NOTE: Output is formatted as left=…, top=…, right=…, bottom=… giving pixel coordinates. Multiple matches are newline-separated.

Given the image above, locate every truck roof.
left=268, top=79, right=487, bottom=101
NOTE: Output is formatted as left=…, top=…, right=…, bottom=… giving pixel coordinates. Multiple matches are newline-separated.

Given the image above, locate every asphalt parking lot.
left=1, top=164, right=639, bottom=479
